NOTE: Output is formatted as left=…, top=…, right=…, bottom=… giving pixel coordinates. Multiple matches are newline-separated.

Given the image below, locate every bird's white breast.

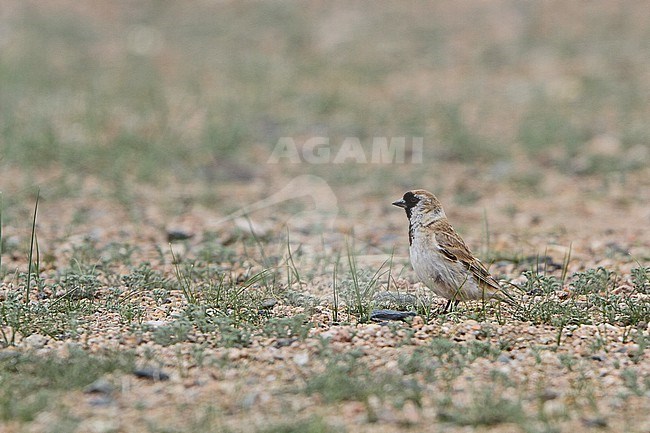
left=409, top=235, right=483, bottom=300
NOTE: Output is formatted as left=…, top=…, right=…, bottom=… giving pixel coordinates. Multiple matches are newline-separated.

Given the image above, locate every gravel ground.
left=1, top=2, right=649, bottom=431
left=1, top=162, right=649, bottom=432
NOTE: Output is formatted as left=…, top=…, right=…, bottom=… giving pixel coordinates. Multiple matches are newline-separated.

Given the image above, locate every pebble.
left=260, top=298, right=278, bottom=309
left=133, top=368, right=170, bottom=381
left=625, top=344, right=640, bottom=355
left=87, top=395, right=114, bottom=407
left=539, top=389, right=559, bottom=402
left=166, top=229, right=194, bottom=242
left=144, top=320, right=168, bottom=328
left=293, top=351, right=309, bottom=366
left=241, top=392, right=258, bottom=409
left=0, top=350, right=21, bottom=360
left=78, top=419, right=119, bottom=433
left=400, top=400, right=420, bottom=425
left=581, top=416, right=608, bottom=428
left=274, top=338, right=297, bottom=348
left=341, top=401, right=367, bottom=423
left=370, top=309, right=416, bottom=322
left=22, top=334, right=48, bottom=349
left=543, top=400, right=566, bottom=418
left=319, top=327, right=353, bottom=343
left=227, top=349, right=248, bottom=361
left=233, top=218, right=272, bottom=239
left=497, top=354, right=512, bottom=363
left=85, top=378, right=114, bottom=395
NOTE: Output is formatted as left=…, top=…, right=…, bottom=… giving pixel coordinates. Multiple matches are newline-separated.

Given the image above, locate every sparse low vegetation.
left=1, top=1, right=649, bottom=432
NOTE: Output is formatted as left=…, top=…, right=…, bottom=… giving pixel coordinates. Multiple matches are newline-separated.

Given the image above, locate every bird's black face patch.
left=402, top=191, right=420, bottom=220
left=392, top=191, right=422, bottom=245
left=402, top=192, right=420, bottom=208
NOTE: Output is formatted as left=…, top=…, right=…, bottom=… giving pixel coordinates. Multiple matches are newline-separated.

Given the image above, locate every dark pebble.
left=581, top=417, right=608, bottom=428
left=275, top=338, right=297, bottom=348
left=167, top=230, right=194, bottom=242
left=133, top=368, right=170, bottom=381
left=370, top=309, right=416, bottom=322
left=539, top=389, right=559, bottom=402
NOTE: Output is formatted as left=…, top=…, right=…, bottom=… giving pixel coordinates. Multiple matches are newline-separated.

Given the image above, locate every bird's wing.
left=434, top=229, right=502, bottom=293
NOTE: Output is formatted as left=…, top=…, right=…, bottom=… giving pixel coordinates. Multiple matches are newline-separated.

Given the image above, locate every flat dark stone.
left=275, top=338, right=297, bottom=348
left=167, top=230, right=194, bottom=242
left=581, top=417, right=608, bottom=428
left=370, top=309, right=416, bottom=322
left=133, top=368, right=170, bottom=381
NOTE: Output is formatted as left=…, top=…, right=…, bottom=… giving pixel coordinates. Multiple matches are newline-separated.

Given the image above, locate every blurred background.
left=1, top=1, right=649, bottom=257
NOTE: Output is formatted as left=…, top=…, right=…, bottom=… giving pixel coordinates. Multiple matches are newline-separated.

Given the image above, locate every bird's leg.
left=441, top=299, right=460, bottom=313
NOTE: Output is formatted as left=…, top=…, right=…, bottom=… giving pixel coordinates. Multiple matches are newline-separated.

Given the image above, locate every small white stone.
left=293, top=351, right=309, bottom=366
left=23, top=334, right=48, bottom=349
left=143, top=320, right=168, bottom=328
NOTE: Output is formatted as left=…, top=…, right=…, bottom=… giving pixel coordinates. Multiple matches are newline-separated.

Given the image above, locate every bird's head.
left=392, top=189, right=445, bottom=222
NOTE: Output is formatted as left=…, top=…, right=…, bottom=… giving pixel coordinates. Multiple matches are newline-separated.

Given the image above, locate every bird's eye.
left=403, top=192, right=419, bottom=206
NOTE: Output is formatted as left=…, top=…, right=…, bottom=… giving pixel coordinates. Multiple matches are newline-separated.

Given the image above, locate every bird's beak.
left=392, top=199, right=406, bottom=208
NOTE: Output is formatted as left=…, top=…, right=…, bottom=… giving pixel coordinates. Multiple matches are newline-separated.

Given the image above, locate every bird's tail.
left=493, top=281, right=521, bottom=309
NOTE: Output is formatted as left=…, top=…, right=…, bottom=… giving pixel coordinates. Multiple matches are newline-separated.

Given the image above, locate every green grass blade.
left=25, top=188, right=40, bottom=303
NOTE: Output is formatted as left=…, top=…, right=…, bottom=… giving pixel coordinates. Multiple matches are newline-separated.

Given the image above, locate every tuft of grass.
left=340, top=241, right=392, bottom=323
left=215, top=316, right=253, bottom=348
left=621, top=367, right=650, bottom=397
left=151, top=318, right=193, bottom=347
left=437, top=385, right=526, bottom=427
left=517, top=266, right=650, bottom=334
left=151, top=306, right=255, bottom=348
left=398, top=347, right=440, bottom=382
left=171, top=245, right=199, bottom=305
left=262, top=314, right=312, bottom=340
left=1, top=287, right=93, bottom=345
left=400, top=337, right=505, bottom=383
left=54, top=265, right=102, bottom=301
left=631, top=266, right=650, bottom=294
left=305, top=350, right=421, bottom=406
left=0, top=347, right=135, bottom=422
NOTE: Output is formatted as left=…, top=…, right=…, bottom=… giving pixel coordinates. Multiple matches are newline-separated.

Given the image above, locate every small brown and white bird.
left=392, top=189, right=515, bottom=311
